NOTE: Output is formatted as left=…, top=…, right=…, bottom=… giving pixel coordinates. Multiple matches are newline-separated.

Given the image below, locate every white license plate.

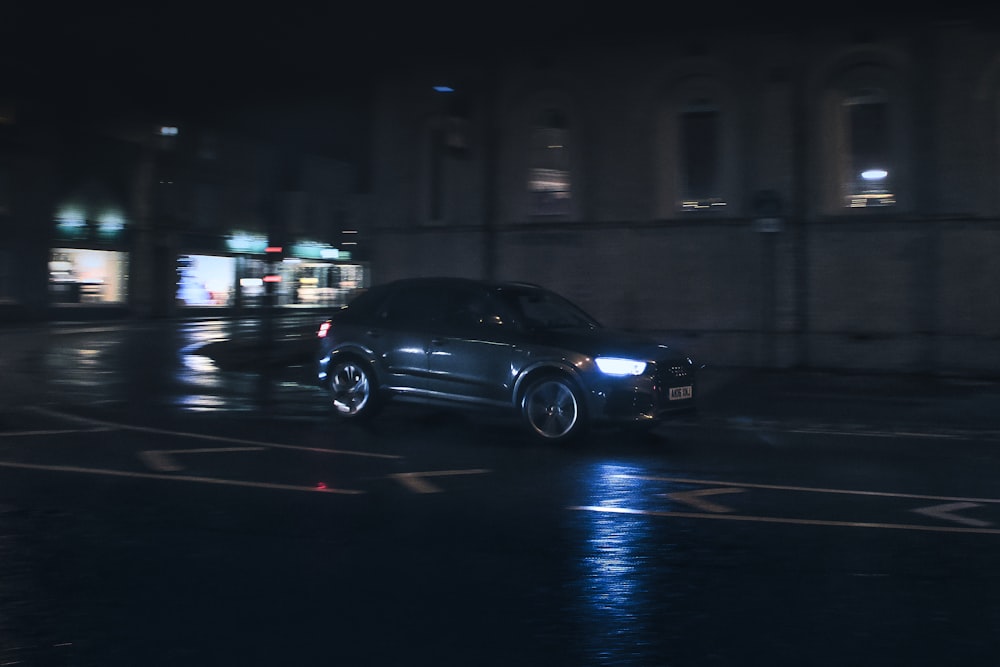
left=669, top=386, right=692, bottom=400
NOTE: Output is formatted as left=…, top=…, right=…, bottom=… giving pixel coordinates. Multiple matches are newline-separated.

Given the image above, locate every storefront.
left=49, top=206, right=129, bottom=307
left=176, top=254, right=236, bottom=306
left=175, top=232, right=369, bottom=311
left=49, top=247, right=128, bottom=304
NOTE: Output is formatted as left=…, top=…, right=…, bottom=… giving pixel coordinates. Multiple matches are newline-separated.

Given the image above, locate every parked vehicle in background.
left=316, top=277, right=698, bottom=443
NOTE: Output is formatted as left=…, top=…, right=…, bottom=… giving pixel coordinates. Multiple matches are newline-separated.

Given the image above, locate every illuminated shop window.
left=679, top=101, right=725, bottom=211
left=48, top=248, right=128, bottom=304
left=844, top=91, right=895, bottom=208
left=287, top=261, right=366, bottom=307
left=527, top=109, right=572, bottom=216
left=176, top=255, right=235, bottom=306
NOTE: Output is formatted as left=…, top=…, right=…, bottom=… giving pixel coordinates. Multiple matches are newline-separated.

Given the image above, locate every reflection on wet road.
left=23, top=317, right=323, bottom=416
left=576, top=463, right=661, bottom=665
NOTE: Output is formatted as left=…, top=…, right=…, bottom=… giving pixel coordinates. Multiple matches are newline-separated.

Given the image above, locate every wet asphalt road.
left=2, top=317, right=1000, bottom=666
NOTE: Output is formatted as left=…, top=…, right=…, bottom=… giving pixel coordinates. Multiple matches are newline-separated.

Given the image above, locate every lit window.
left=844, top=91, right=894, bottom=208
left=528, top=109, right=571, bottom=216
left=48, top=248, right=128, bottom=304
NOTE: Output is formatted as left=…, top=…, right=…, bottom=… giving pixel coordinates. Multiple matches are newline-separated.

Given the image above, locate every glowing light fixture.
left=861, top=169, right=888, bottom=181
left=433, top=85, right=454, bottom=93
left=226, top=232, right=268, bottom=254
left=97, top=211, right=125, bottom=236
left=56, top=206, right=86, bottom=227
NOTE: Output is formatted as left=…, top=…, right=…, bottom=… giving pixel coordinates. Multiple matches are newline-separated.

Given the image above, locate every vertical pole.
left=481, top=60, right=498, bottom=281
left=791, top=52, right=810, bottom=369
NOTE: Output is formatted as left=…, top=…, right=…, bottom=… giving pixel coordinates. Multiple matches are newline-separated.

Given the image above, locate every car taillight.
left=317, top=321, right=331, bottom=338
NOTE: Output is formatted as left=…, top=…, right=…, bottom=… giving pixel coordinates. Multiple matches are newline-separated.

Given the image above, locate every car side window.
left=379, top=285, right=440, bottom=327
left=377, top=282, right=504, bottom=330
left=440, top=286, right=494, bottom=329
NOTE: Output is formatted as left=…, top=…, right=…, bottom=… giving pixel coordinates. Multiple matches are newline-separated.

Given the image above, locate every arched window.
left=679, top=98, right=724, bottom=210
left=974, top=55, right=1000, bottom=215
left=527, top=108, right=572, bottom=216
left=842, top=88, right=894, bottom=208
left=653, top=73, right=736, bottom=217
left=819, top=59, right=908, bottom=214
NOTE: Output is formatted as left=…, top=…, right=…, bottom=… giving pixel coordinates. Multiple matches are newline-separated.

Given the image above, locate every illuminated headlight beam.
left=595, top=357, right=647, bottom=376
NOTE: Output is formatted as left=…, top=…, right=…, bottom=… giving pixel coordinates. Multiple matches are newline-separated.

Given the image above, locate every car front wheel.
left=328, top=359, right=379, bottom=420
left=521, top=375, right=586, bottom=443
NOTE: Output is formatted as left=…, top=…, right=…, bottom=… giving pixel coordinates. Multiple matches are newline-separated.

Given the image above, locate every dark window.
left=679, top=101, right=724, bottom=210
left=0, top=163, right=9, bottom=215
left=380, top=284, right=445, bottom=326
left=429, top=126, right=445, bottom=221
left=439, top=286, right=493, bottom=328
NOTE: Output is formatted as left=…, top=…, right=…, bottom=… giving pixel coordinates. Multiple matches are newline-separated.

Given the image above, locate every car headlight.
left=595, top=357, right=647, bottom=376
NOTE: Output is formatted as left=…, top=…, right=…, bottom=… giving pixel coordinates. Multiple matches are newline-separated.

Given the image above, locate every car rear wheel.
left=521, top=375, right=586, bottom=443
left=328, top=359, right=379, bottom=420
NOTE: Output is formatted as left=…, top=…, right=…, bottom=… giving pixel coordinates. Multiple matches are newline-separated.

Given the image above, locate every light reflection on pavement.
left=574, top=463, right=671, bottom=666
left=4, top=317, right=325, bottom=417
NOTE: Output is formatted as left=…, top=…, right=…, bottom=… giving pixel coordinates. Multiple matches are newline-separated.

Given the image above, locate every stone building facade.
left=366, top=17, right=1000, bottom=375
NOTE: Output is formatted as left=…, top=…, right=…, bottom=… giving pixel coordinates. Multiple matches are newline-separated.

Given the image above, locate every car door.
left=368, top=283, right=441, bottom=393
left=425, top=284, right=521, bottom=405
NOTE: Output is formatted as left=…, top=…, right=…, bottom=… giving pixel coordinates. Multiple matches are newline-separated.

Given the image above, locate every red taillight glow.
left=317, top=321, right=331, bottom=338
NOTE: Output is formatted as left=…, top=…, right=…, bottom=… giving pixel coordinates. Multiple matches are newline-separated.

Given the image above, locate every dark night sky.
left=3, top=2, right=997, bottom=118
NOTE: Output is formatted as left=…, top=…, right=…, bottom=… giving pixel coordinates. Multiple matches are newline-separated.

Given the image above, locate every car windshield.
left=495, top=286, right=601, bottom=330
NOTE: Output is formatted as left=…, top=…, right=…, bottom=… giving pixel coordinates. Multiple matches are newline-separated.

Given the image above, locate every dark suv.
left=316, top=277, right=697, bottom=443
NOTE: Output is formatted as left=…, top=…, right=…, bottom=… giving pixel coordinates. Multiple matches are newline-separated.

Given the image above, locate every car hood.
left=533, top=327, right=687, bottom=362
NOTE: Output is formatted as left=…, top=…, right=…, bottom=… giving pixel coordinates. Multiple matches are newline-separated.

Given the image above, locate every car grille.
left=666, top=364, right=689, bottom=378
left=652, top=361, right=695, bottom=411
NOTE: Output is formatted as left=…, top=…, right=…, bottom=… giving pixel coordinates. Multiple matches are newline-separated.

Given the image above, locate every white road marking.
left=685, top=419, right=981, bottom=440
left=138, top=446, right=266, bottom=472
left=625, top=474, right=1000, bottom=505
left=0, top=459, right=364, bottom=495
left=390, top=469, right=492, bottom=494
left=568, top=505, right=1000, bottom=536
left=28, top=406, right=401, bottom=459
left=665, top=487, right=745, bottom=513
left=0, top=427, right=117, bottom=438
left=912, top=501, right=992, bottom=528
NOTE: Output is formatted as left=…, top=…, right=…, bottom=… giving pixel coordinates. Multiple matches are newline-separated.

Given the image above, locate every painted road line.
left=390, top=469, right=492, bottom=494
left=0, top=459, right=364, bottom=495
left=28, top=406, right=401, bottom=460
left=665, top=487, right=746, bottom=513
left=138, top=446, right=267, bottom=473
left=624, top=474, right=1000, bottom=505
left=568, top=505, right=1000, bottom=536
left=683, top=418, right=987, bottom=440
left=0, top=427, right=117, bottom=438
left=912, top=502, right=992, bottom=528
